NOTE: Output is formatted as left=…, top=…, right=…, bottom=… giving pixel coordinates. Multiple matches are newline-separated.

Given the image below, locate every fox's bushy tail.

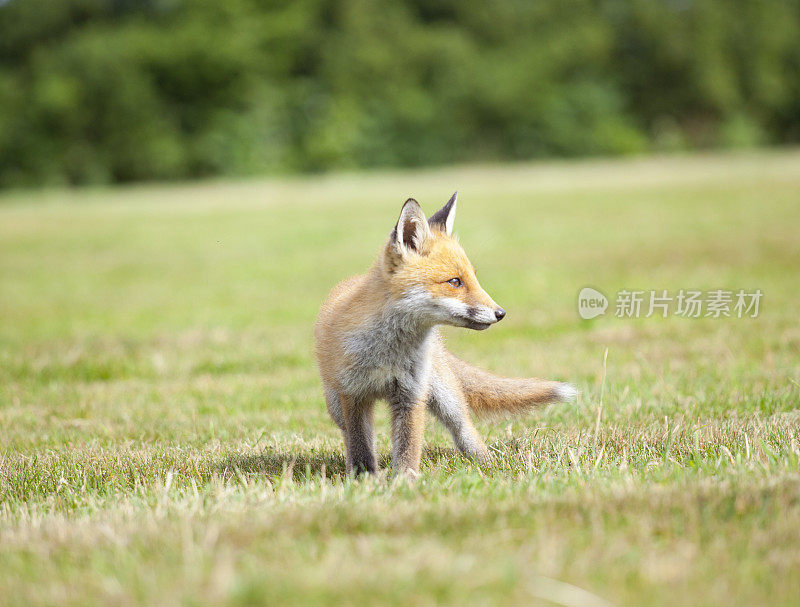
left=445, top=351, right=576, bottom=416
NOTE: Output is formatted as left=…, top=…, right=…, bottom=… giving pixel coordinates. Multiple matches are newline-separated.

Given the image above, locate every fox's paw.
left=391, top=467, right=420, bottom=484
left=467, top=444, right=492, bottom=464
left=554, top=383, right=578, bottom=402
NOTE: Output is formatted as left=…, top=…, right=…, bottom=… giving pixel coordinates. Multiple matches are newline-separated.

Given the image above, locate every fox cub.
left=314, top=193, right=576, bottom=476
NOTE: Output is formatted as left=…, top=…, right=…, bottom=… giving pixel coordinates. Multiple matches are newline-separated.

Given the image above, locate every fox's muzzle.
left=461, top=305, right=505, bottom=330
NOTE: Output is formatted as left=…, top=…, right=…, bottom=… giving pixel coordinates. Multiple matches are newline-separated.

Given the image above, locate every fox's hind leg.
left=339, top=392, right=378, bottom=476
left=427, top=366, right=489, bottom=462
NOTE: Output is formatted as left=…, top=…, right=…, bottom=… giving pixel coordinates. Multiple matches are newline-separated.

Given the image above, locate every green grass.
left=1, top=151, right=799, bottom=606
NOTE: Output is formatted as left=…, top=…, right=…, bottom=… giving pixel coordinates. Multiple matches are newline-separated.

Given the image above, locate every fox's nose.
left=494, top=308, right=506, bottom=321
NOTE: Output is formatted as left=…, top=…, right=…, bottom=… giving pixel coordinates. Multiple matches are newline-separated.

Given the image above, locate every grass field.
left=1, top=151, right=799, bottom=606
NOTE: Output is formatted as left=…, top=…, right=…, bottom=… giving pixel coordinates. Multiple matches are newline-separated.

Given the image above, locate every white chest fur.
left=340, top=304, right=436, bottom=401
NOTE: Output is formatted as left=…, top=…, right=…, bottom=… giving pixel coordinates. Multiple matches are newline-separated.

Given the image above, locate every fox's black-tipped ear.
left=428, top=191, right=457, bottom=236
left=392, top=198, right=431, bottom=254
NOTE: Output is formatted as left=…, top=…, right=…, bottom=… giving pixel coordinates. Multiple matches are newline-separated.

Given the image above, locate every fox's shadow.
left=219, top=444, right=480, bottom=482
left=221, top=449, right=348, bottom=482
left=217, top=437, right=535, bottom=481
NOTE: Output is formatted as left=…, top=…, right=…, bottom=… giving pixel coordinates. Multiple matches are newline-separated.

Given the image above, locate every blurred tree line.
left=1, top=0, right=799, bottom=186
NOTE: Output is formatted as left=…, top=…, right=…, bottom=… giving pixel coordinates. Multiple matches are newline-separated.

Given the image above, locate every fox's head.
left=383, top=193, right=505, bottom=330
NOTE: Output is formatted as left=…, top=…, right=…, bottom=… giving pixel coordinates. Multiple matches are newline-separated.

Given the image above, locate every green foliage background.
left=1, top=0, right=799, bottom=186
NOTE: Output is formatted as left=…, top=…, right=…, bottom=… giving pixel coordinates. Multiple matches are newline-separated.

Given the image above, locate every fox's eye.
left=447, top=278, right=462, bottom=288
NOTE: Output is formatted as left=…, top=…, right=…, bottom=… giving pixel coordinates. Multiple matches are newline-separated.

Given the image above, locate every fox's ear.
left=392, top=198, right=431, bottom=254
left=428, top=191, right=457, bottom=236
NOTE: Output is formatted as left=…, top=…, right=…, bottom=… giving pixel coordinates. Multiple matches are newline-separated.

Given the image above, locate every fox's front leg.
left=340, top=393, right=378, bottom=476
left=427, top=366, right=489, bottom=462
left=388, top=382, right=427, bottom=477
